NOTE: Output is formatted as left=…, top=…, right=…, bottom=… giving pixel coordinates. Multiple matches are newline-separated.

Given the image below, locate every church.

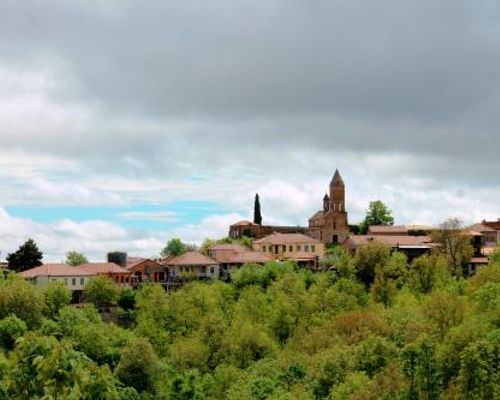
left=307, top=169, right=350, bottom=244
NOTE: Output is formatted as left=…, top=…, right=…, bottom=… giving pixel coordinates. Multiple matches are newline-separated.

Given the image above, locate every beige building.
left=208, top=243, right=273, bottom=278
left=253, top=233, right=324, bottom=269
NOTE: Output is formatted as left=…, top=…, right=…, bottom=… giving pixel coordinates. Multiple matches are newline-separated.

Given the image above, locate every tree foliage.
left=161, top=238, right=188, bottom=257
left=6, top=238, right=43, bottom=272
left=359, top=200, right=395, bottom=233
left=0, top=249, right=498, bottom=398
left=66, top=250, right=89, bottom=266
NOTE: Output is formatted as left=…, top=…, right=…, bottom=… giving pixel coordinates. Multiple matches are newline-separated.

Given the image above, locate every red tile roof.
left=468, top=223, right=497, bottom=233
left=164, top=252, right=218, bottom=266
left=79, top=262, right=130, bottom=274
left=254, top=233, right=321, bottom=245
left=210, top=244, right=249, bottom=252
left=367, top=225, right=408, bottom=235
left=20, top=264, right=95, bottom=278
left=226, top=251, right=272, bottom=264
left=231, top=220, right=259, bottom=227
left=347, top=235, right=433, bottom=247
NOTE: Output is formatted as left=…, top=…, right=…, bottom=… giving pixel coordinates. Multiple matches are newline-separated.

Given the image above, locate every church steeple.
left=330, top=169, right=344, bottom=187
left=329, top=169, right=345, bottom=212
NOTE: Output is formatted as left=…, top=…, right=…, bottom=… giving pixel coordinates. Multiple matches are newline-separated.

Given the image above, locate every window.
left=210, top=267, right=214, bottom=274
left=305, top=245, right=309, bottom=252
left=72, top=278, right=76, bottom=286
left=80, top=278, right=84, bottom=285
left=289, top=245, right=293, bottom=252
left=311, top=245, right=315, bottom=252
left=333, top=221, right=337, bottom=229
left=262, top=246, right=266, bottom=252
left=64, top=278, right=68, bottom=284
left=296, top=245, right=301, bottom=251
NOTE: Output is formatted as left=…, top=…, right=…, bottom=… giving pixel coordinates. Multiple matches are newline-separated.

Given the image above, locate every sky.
left=1, top=0, right=500, bottom=261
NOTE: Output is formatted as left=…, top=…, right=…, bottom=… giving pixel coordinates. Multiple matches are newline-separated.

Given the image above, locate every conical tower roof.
left=330, top=169, right=344, bottom=186
left=323, top=193, right=330, bottom=201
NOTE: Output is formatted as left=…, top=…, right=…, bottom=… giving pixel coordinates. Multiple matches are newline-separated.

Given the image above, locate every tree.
left=66, top=251, right=88, bottom=266
left=115, top=338, right=158, bottom=393
left=44, top=281, right=72, bottom=318
left=0, top=276, right=45, bottom=328
left=354, top=241, right=392, bottom=286
left=84, top=276, right=118, bottom=309
left=254, top=193, right=262, bottom=225
left=0, top=315, right=27, bottom=350
left=431, top=218, right=474, bottom=277
left=410, top=254, right=449, bottom=294
left=6, top=238, right=43, bottom=272
left=359, top=200, right=395, bottom=234
left=161, top=238, right=187, bottom=257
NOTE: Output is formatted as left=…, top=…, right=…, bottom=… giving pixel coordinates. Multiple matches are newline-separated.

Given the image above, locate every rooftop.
left=254, top=232, right=322, bottom=245
left=164, top=251, right=218, bottom=266
left=79, top=262, right=130, bottom=274
left=20, top=264, right=95, bottom=278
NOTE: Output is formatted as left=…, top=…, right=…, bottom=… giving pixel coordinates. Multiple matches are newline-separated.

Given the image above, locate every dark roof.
left=323, top=193, right=330, bottom=201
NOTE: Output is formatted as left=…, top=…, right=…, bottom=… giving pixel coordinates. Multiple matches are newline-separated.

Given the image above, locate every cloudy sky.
left=1, top=0, right=499, bottom=261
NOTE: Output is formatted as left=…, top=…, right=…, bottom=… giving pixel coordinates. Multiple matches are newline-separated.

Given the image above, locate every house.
left=208, top=243, right=273, bottom=277
left=79, top=262, right=132, bottom=286
left=20, top=263, right=95, bottom=302
left=469, top=221, right=500, bottom=247
left=308, top=169, right=350, bottom=244
left=126, top=258, right=168, bottom=283
left=343, top=235, right=435, bottom=261
left=163, top=252, right=220, bottom=280
left=253, top=233, right=325, bottom=269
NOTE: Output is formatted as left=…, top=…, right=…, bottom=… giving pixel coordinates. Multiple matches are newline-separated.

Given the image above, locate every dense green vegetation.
left=0, top=245, right=499, bottom=399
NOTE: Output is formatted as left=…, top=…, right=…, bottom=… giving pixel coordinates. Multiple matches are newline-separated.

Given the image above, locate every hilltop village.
left=10, top=169, right=499, bottom=300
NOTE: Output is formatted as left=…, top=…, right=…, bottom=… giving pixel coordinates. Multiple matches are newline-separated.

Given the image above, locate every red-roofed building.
left=79, top=262, right=132, bottom=286
left=20, top=263, right=96, bottom=302
left=163, top=252, right=220, bottom=280
left=126, top=258, right=169, bottom=284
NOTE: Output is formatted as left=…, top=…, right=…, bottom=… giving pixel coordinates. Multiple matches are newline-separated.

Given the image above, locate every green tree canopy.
left=65, top=251, right=88, bottom=266
left=359, top=200, right=395, bottom=234
left=6, top=238, right=43, bottom=272
left=84, top=276, right=118, bottom=309
left=161, top=238, right=187, bottom=257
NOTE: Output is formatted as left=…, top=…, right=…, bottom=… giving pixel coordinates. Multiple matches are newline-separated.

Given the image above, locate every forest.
left=0, top=242, right=499, bottom=399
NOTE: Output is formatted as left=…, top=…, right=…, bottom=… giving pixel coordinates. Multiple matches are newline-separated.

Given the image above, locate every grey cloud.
left=0, top=0, right=499, bottom=215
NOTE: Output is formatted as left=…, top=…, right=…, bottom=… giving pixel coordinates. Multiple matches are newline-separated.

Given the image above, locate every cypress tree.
left=253, top=193, right=262, bottom=225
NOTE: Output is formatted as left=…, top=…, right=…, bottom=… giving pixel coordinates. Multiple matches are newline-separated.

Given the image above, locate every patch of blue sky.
left=6, top=200, right=230, bottom=230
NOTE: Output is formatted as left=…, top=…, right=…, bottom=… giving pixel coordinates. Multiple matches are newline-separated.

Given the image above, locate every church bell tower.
left=329, top=169, right=345, bottom=213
